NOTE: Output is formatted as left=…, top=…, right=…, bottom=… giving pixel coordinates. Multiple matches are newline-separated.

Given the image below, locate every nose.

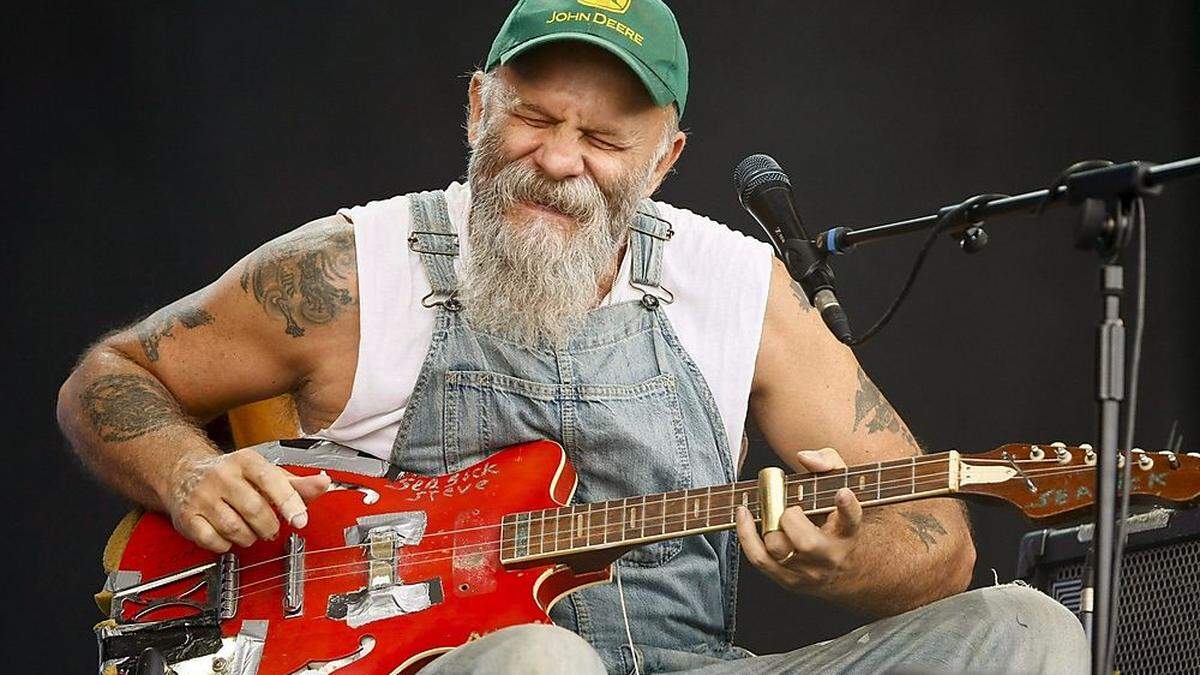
left=532, top=128, right=586, bottom=182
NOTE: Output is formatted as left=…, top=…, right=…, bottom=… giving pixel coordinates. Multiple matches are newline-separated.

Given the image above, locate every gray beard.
left=460, top=120, right=652, bottom=348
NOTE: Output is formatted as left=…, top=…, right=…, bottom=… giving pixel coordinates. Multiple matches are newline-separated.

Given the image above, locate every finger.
left=762, top=529, right=794, bottom=562
left=735, top=507, right=790, bottom=578
left=779, top=506, right=826, bottom=557
left=289, top=471, right=333, bottom=502
left=223, top=476, right=281, bottom=541
left=206, top=500, right=257, bottom=548
left=242, top=460, right=310, bottom=528
left=824, top=487, right=863, bottom=538
left=796, top=447, right=846, bottom=472
left=182, top=514, right=232, bottom=554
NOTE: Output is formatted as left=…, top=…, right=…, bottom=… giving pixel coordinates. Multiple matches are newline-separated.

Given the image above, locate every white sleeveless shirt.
left=312, top=182, right=774, bottom=467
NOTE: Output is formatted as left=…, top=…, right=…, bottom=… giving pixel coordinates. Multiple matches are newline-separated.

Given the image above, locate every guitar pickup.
left=283, top=533, right=304, bottom=617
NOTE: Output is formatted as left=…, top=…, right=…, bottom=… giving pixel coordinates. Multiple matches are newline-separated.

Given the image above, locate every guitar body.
left=104, top=440, right=612, bottom=674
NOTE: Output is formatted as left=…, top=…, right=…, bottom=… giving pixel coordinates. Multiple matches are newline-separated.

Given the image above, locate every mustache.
left=492, top=161, right=610, bottom=222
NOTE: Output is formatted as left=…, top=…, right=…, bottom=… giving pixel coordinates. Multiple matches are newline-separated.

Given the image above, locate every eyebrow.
left=514, top=102, right=628, bottom=139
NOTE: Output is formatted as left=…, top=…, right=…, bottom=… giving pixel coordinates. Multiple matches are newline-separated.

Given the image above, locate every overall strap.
left=407, top=190, right=461, bottom=309
left=628, top=199, right=675, bottom=306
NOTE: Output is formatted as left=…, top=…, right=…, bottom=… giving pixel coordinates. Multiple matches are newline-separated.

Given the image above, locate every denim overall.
left=390, top=191, right=740, bottom=673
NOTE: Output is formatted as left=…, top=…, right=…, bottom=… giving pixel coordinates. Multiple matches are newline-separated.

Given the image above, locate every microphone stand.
left=810, top=155, right=1199, bottom=675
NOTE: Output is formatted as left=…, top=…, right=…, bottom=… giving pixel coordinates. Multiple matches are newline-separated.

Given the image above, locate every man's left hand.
left=735, top=447, right=864, bottom=592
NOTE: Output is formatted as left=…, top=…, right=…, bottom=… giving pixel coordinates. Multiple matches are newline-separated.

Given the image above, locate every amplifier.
left=1016, top=507, right=1200, bottom=675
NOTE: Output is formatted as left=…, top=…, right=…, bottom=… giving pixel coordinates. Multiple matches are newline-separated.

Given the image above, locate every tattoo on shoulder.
left=901, top=510, right=948, bottom=551
left=788, top=279, right=814, bottom=313
left=80, top=374, right=187, bottom=443
left=240, top=222, right=356, bottom=337
left=137, top=303, right=214, bottom=362
left=853, top=367, right=917, bottom=448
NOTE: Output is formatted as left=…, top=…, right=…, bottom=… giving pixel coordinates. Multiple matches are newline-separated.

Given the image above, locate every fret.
left=639, top=495, right=648, bottom=540
left=815, top=473, right=841, bottom=512
left=583, top=502, right=594, bottom=548
left=602, top=499, right=609, bottom=544
left=809, top=476, right=818, bottom=512
left=913, top=456, right=948, bottom=493
left=660, top=492, right=668, bottom=535
left=910, top=455, right=916, bottom=495
left=700, top=482, right=710, bottom=526
left=728, top=483, right=737, bottom=524
left=875, top=462, right=882, bottom=502
left=556, top=507, right=570, bottom=553
left=879, top=459, right=916, bottom=500
left=540, top=509, right=549, bottom=552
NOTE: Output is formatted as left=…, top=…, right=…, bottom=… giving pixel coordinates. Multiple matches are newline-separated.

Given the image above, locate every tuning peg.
left=1084, top=447, right=1096, bottom=466
left=1050, top=441, right=1066, bottom=448
left=1158, top=450, right=1181, bottom=469
left=1079, top=443, right=1093, bottom=451
left=1055, top=446, right=1072, bottom=464
left=1133, top=449, right=1154, bottom=470
left=1029, top=446, right=1046, bottom=461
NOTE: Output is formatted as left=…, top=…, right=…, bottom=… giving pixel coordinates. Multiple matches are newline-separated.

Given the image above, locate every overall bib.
left=391, top=191, right=740, bottom=673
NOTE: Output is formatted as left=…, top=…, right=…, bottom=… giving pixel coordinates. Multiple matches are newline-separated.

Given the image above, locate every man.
left=58, top=1, right=1087, bottom=673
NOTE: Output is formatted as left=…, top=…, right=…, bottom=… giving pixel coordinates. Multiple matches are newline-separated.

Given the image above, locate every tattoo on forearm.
left=788, top=280, right=814, bottom=313
left=240, top=225, right=356, bottom=337
left=80, top=374, right=187, bottom=442
left=853, top=367, right=917, bottom=447
left=137, top=304, right=214, bottom=362
left=901, top=511, right=948, bottom=551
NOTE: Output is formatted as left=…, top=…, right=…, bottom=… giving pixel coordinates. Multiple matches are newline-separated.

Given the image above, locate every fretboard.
left=499, top=452, right=957, bottom=565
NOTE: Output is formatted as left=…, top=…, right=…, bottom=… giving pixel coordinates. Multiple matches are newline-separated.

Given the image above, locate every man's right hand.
left=166, top=449, right=333, bottom=553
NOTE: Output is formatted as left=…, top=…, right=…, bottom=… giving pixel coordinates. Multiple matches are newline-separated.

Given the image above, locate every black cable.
left=1034, top=160, right=1115, bottom=215
left=848, top=193, right=1008, bottom=346
left=1106, top=197, right=1146, bottom=670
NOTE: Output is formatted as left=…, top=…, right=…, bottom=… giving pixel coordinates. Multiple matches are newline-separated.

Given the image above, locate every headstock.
left=954, top=442, right=1200, bottom=522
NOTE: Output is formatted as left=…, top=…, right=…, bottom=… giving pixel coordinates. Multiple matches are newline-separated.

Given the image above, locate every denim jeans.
left=422, top=585, right=1088, bottom=674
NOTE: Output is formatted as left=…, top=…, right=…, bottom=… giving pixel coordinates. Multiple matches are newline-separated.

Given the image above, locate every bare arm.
left=738, top=259, right=975, bottom=616
left=56, top=215, right=357, bottom=551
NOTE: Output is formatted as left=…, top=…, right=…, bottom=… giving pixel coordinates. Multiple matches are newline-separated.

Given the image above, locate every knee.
left=966, top=585, right=1088, bottom=671
left=445, top=623, right=605, bottom=675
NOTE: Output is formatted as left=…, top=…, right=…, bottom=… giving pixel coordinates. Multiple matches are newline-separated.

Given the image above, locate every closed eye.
left=587, top=135, right=625, bottom=152
left=515, top=114, right=553, bottom=129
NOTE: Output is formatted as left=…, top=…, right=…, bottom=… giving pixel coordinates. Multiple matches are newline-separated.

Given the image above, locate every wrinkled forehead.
left=498, top=42, right=666, bottom=130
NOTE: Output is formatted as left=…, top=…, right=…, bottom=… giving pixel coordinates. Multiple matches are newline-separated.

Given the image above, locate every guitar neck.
left=500, top=451, right=961, bottom=565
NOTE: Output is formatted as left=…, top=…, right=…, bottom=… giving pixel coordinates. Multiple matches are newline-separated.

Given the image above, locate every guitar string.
left=232, top=453, right=1154, bottom=576
left=252, top=459, right=1100, bottom=587
left=227, top=462, right=1129, bottom=604
left=225, top=462, right=1127, bottom=600
left=231, top=452, right=1061, bottom=573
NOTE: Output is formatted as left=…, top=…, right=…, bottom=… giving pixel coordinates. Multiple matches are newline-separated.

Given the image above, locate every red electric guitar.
left=94, top=439, right=1200, bottom=674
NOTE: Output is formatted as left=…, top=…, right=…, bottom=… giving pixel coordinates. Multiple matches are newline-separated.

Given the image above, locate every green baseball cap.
left=486, top=0, right=690, bottom=116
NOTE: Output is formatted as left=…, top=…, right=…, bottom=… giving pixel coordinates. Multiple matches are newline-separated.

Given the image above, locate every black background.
left=6, top=1, right=1198, bottom=669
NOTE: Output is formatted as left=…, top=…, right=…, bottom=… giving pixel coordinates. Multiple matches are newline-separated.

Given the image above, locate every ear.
left=643, top=126, right=687, bottom=198
left=466, top=71, right=486, bottom=147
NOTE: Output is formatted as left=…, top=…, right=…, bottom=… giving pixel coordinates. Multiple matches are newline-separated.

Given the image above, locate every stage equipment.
left=1017, top=507, right=1200, bottom=674
left=93, top=438, right=1200, bottom=674
left=734, top=153, right=1198, bottom=674
left=734, top=154, right=853, bottom=343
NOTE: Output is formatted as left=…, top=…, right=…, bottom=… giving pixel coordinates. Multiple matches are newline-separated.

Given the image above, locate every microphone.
left=734, top=154, right=853, bottom=344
